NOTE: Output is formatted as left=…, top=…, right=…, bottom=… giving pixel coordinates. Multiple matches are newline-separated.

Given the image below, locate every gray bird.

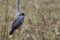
left=9, top=13, right=25, bottom=35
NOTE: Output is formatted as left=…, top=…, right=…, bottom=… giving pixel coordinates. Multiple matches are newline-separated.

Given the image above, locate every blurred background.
left=0, top=0, right=60, bottom=40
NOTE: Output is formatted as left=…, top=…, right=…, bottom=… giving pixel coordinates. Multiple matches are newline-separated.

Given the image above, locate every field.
left=0, top=0, right=60, bottom=40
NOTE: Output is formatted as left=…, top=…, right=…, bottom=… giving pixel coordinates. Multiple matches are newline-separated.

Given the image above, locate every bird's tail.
left=9, top=30, right=14, bottom=35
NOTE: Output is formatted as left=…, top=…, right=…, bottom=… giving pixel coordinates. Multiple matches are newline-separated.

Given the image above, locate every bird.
left=9, top=13, right=25, bottom=35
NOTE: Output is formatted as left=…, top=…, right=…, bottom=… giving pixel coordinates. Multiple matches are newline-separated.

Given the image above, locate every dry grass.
left=0, top=0, right=60, bottom=40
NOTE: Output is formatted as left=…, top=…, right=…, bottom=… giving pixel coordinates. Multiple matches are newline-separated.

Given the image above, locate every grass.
left=0, top=0, right=60, bottom=40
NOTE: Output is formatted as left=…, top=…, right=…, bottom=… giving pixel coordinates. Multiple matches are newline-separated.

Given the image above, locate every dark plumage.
left=9, top=13, right=25, bottom=35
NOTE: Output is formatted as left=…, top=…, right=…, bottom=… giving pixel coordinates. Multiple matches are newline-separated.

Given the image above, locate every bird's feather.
left=11, top=16, right=24, bottom=30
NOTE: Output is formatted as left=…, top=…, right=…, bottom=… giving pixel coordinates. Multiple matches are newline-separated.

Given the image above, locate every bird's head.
left=19, top=13, right=25, bottom=16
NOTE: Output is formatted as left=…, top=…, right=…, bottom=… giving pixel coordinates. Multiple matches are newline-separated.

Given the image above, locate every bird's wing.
left=14, top=16, right=24, bottom=25
left=12, top=17, right=19, bottom=25
left=11, top=16, right=24, bottom=30
left=11, top=16, right=20, bottom=29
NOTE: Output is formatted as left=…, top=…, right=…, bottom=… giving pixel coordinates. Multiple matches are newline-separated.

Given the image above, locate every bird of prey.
left=9, top=13, right=25, bottom=35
